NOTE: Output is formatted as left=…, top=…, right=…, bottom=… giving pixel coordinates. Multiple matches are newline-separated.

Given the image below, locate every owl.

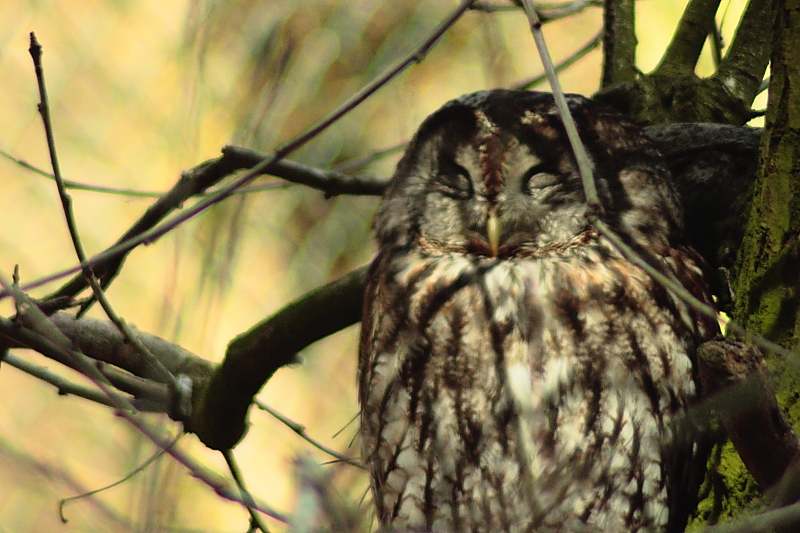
left=358, top=90, right=718, bottom=533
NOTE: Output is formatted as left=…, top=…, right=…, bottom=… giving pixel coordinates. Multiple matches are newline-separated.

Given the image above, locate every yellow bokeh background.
left=0, top=1, right=758, bottom=531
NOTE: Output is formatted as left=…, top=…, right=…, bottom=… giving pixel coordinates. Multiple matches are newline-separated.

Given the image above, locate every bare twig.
left=1, top=352, right=117, bottom=408
left=0, top=317, right=170, bottom=410
left=332, top=142, right=406, bottom=173
left=12, top=0, right=477, bottom=305
left=514, top=31, right=602, bottom=90
left=537, top=0, right=600, bottom=21
left=47, top=312, right=212, bottom=382
left=29, top=33, right=90, bottom=277
left=224, top=450, right=271, bottom=533
left=0, top=273, right=288, bottom=523
left=59, top=434, right=182, bottom=522
left=0, top=147, right=165, bottom=197
left=86, top=275, right=180, bottom=408
left=218, top=145, right=387, bottom=197
left=469, top=1, right=521, bottom=12
left=709, top=21, right=724, bottom=69
left=0, top=143, right=391, bottom=199
left=472, top=0, right=600, bottom=20
left=40, top=150, right=378, bottom=314
left=759, top=76, right=770, bottom=95
left=29, top=34, right=180, bottom=410
left=255, top=400, right=362, bottom=468
left=0, top=436, right=134, bottom=528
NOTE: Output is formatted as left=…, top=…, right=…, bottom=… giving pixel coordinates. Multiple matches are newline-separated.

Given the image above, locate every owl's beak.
left=487, top=212, right=502, bottom=257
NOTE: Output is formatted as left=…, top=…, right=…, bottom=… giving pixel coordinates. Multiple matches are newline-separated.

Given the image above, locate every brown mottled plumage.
left=359, top=90, right=718, bottom=533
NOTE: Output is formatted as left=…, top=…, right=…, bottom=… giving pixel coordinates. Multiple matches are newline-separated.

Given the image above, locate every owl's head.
left=374, top=90, right=682, bottom=258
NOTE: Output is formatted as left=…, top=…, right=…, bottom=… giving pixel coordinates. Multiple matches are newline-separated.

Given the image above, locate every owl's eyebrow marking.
left=479, top=134, right=505, bottom=203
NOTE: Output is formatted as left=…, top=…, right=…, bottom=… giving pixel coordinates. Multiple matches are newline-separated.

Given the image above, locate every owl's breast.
left=359, top=244, right=713, bottom=532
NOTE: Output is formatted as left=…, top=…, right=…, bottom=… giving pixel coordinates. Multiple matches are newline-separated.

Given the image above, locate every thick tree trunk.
left=724, top=0, right=800, bottom=524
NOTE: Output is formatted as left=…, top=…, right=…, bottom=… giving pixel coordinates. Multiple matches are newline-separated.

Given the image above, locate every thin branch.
left=1, top=352, right=118, bottom=408
left=2, top=312, right=213, bottom=413
left=59, top=434, right=181, bottom=522
left=224, top=450, right=271, bottom=533
left=95, top=362, right=170, bottom=408
left=331, top=142, right=406, bottom=173
left=518, top=0, right=600, bottom=209
left=18, top=0, right=477, bottom=306
left=28, top=33, right=90, bottom=277
left=0, top=144, right=390, bottom=199
left=537, top=0, right=600, bottom=21
left=2, top=312, right=169, bottom=415
left=0, top=273, right=288, bottom=522
left=759, top=76, right=771, bottom=95
left=0, top=436, right=134, bottom=529
left=709, top=21, right=724, bottom=69
left=47, top=312, right=213, bottom=383
left=0, top=148, right=165, bottom=197
left=471, top=0, right=600, bottom=18
left=86, top=275, right=180, bottom=410
left=514, top=30, right=603, bottom=90
left=218, top=146, right=387, bottom=197
left=28, top=34, right=180, bottom=413
left=255, top=400, right=362, bottom=468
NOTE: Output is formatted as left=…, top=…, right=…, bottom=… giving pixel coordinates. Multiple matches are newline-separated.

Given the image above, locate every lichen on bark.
left=722, top=0, right=800, bottom=523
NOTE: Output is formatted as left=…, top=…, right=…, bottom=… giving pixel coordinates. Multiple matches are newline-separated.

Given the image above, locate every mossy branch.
left=190, top=266, right=368, bottom=450
left=654, top=0, right=721, bottom=78
left=601, top=0, right=637, bottom=88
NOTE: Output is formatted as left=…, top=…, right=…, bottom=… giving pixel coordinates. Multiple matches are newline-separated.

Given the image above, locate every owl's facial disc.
left=419, top=138, right=586, bottom=259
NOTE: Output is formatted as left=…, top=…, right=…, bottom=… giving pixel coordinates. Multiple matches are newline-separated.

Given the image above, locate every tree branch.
left=595, top=0, right=771, bottom=125
left=654, top=0, right=721, bottom=78
left=0, top=290, right=288, bottom=522
left=514, top=31, right=602, bottom=91
left=732, top=1, right=800, bottom=344
left=48, top=312, right=213, bottom=383
left=697, top=338, right=800, bottom=490
left=191, top=266, right=368, bottom=450
left=8, top=121, right=770, bottom=457
left=601, top=0, right=637, bottom=88
left=1, top=352, right=119, bottom=409
left=219, top=145, right=386, bottom=197
left=716, top=0, right=775, bottom=107
left=40, top=147, right=380, bottom=315
left=35, top=1, right=478, bottom=315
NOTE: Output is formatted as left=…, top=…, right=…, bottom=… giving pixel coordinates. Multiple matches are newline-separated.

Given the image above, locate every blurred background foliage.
left=0, top=1, right=760, bottom=531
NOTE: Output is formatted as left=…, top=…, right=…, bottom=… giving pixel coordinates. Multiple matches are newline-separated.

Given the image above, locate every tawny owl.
left=358, top=90, right=718, bottom=533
